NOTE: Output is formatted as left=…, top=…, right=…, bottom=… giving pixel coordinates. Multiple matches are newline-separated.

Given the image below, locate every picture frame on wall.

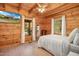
left=0, top=11, right=20, bottom=24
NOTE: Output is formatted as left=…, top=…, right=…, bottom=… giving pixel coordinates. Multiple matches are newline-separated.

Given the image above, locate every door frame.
left=21, top=16, right=36, bottom=43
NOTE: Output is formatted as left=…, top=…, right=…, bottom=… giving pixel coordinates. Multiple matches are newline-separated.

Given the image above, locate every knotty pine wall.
left=35, top=17, right=51, bottom=35
left=0, top=23, right=21, bottom=46
left=35, top=6, right=79, bottom=36
left=50, top=6, right=79, bottom=35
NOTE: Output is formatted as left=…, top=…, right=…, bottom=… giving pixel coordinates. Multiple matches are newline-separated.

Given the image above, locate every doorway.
left=24, top=19, right=32, bottom=43
left=21, top=17, right=36, bottom=43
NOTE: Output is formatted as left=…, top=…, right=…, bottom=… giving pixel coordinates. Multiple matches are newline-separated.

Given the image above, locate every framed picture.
left=0, top=11, right=21, bottom=24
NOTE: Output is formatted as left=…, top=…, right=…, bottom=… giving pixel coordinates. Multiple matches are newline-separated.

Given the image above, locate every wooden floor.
left=0, top=42, right=52, bottom=56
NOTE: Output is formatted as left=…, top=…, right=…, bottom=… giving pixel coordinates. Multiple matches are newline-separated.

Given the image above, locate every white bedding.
left=38, top=35, right=70, bottom=56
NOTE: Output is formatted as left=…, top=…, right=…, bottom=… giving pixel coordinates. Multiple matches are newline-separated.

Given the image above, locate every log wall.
left=36, top=17, right=51, bottom=35
left=52, top=6, right=79, bottom=35
left=0, top=23, right=21, bottom=46
left=36, top=6, right=79, bottom=36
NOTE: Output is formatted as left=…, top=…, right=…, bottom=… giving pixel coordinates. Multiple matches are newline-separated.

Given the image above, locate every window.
left=54, top=19, right=61, bottom=34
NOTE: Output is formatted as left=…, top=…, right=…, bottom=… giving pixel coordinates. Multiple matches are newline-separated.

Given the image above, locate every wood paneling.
left=19, top=9, right=28, bottom=16
left=5, top=4, right=19, bottom=13
left=36, top=17, right=51, bottom=35
left=44, top=4, right=79, bottom=17
left=0, top=23, right=21, bottom=46
left=50, top=6, right=79, bottom=35
left=36, top=5, right=79, bottom=35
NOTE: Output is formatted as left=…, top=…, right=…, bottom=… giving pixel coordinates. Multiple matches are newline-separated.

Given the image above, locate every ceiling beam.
left=18, top=3, right=22, bottom=12
left=29, top=4, right=37, bottom=13
left=5, top=3, right=19, bottom=9
left=0, top=3, right=5, bottom=10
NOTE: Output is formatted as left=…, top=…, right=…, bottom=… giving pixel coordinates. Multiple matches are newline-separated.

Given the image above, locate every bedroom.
left=0, top=3, right=79, bottom=56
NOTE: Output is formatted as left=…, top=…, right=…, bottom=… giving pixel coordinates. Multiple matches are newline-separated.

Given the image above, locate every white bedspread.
left=38, top=35, right=70, bottom=56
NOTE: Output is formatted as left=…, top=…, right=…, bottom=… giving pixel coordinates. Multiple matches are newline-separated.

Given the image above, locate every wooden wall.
left=36, top=6, right=79, bottom=36
left=51, top=6, right=79, bottom=35
left=36, top=17, right=51, bottom=35
left=0, top=23, right=21, bottom=46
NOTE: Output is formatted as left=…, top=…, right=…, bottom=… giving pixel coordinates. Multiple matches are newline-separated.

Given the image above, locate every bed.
left=38, top=35, right=70, bottom=56
left=38, top=28, right=79, bottom=56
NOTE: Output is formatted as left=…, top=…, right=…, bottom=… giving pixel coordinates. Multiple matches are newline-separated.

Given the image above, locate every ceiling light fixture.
left=38, top=7, right=45, bottom=13
left=37, top=3, right=47, bottom=13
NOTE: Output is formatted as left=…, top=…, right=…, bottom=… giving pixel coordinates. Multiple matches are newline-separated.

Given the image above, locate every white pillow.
left=73, top=32, right=79, bottom=45
left=68, top=28, right=79, bottom=43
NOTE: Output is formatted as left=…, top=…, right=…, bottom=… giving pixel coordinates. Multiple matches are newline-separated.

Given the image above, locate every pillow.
left=68, top=28, right=79, bottom=43
left=73, top=32, right=79, bottom=45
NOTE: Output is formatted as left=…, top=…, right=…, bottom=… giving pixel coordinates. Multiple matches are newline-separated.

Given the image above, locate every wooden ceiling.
left=0, top=3, right=79, bottom=18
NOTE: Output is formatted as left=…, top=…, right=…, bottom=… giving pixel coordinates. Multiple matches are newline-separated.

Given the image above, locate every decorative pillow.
left=68, top=28, right=79, bottom=43
left=73, top=32, right=79, bottom=45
